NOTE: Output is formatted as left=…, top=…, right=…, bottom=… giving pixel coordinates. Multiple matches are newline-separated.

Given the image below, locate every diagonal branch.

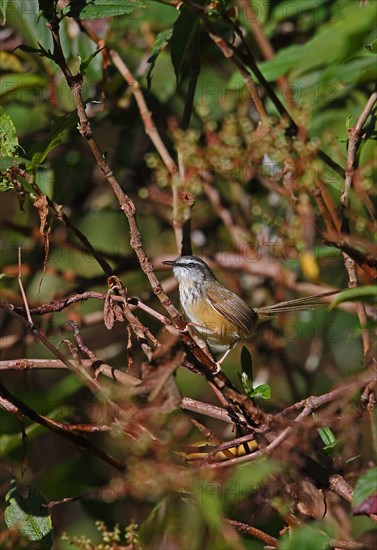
left=0, top=382, right=126, bottom=471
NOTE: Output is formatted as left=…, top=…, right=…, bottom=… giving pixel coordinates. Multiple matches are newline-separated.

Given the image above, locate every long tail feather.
left=256, top=289, right=341, bottom=319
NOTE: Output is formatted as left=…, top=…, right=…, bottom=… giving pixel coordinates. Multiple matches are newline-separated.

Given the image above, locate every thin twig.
left=207, top=29, right=267, bottom=120
left=181, top=396, right=244, bottom=424
left=0, top=358, right=141, bottom=386
left=0, top=382, right=126, bottom=471
left=226, top=518, right=278, bottom=547
left=10, top=291, right=173, bottom=326
left=341, top=90, right=377, bottom=208
left=339, top=89, right=376, bottom=359
left=17, top=247, right=32, bottom=326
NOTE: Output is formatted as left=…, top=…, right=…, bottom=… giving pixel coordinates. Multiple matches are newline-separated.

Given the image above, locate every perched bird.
left=163, top=255, right=338, bottom=368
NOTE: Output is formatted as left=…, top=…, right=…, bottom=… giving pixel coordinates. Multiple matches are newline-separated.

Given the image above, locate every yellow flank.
left=183, top=295, right=240, bottom=348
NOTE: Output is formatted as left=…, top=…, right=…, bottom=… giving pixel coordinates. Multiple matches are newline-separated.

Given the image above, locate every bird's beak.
left=162, top=260, right=176, bottom=267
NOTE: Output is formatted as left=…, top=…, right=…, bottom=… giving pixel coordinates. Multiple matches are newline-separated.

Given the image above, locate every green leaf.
left=280, top=524, right=329, bottom=550
left=317, top=426, right=337, bottom=451
left=240, top=346, right=253, bottom=379
left=0, top=106, right=19, bottom=157
left=329, top=286, right=377, bottom=309
left=248, top=384, right=271, bottom=400
left=346, top=115, right=353, bottom=130
left=79, top=47, right=104, bottom=75
left=257, top=43, right=304, bottom=81
left=353, top=467, right=377, bottom=509
left=5, top=479, right=53, bottom=545
left=170, top=5, right=199, bottom=83
left=146, top=29, right=173, bottom=90
left=63, top=0, right=145, bottom=20
left=238, top=371, right=253, bottom=395
left=17, top=42, right=55, bottom=61
left=28, top=110, right=78, bottom=170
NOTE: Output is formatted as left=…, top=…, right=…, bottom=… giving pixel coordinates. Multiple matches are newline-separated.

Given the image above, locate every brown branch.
left=324, top=237, right=377, bottom=280
left=180, top=396, right=244, bottom=424
left=279, top=372, right=375, bottom=417
left=0, top=358, right=141, bottom=386
left=206, top=29, right=267, bottom=120
left=361, top=376, right=377, bottom=459
left=226, top=518, right=278, bottom=547
left=339, top=89, right=377, bottom=359
left=343, top=252, right=371, bottom=359
left=1, top=301, right=159, bottom=443
left=0, top=357, right=254, bottom=435
left=341, top=90, right=377, bottom=209
left=9, top=291, right=173, bottom=327
left=0, top=382, right=126, bottom=471
left=0, top=302, right=100, bottom=394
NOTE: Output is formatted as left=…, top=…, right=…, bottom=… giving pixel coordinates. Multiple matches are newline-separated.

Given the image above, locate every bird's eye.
left=187, top=262, right=196, bottom=269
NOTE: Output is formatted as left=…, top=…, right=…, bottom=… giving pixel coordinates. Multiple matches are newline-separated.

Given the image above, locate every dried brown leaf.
left=104, top=292, right=115, bottom=330
left=33, top=194, right=51, bottom=292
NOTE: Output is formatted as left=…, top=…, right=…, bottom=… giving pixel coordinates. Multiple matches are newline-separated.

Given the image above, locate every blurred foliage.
left=0, top=0, right=376, bottom=549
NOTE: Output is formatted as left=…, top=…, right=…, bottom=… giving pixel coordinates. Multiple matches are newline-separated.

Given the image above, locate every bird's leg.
left=213, top=346, right=233, bottom=374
